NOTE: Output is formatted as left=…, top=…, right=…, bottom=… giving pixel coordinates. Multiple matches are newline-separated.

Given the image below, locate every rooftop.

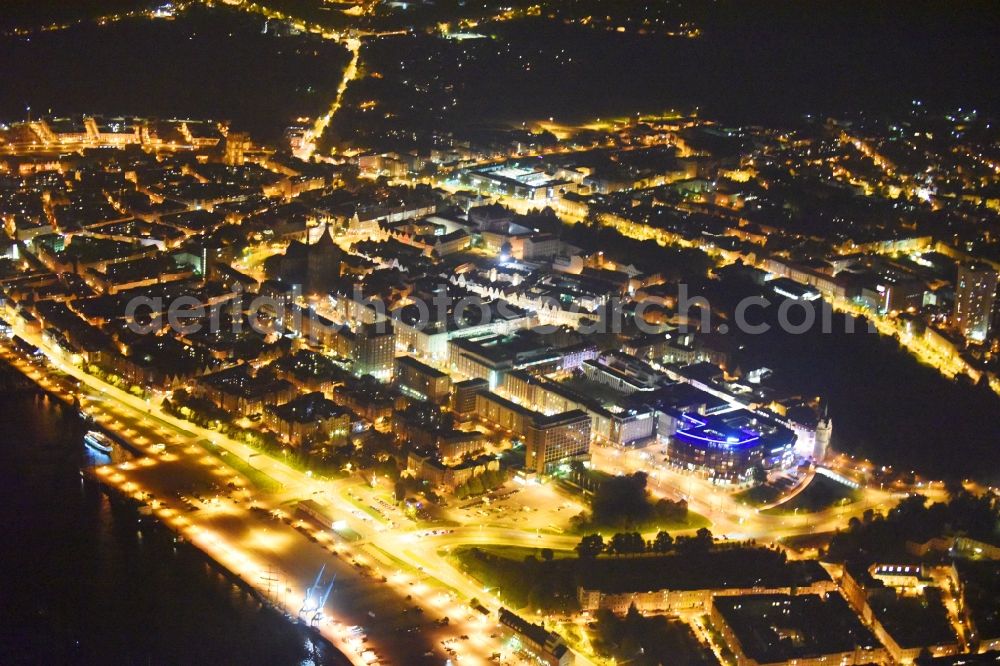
left=714, top=593, right=880, bottom=662
left=267, top=392, right=351, bottom=424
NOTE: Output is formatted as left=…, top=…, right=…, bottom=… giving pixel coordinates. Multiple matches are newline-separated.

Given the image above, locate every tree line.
left=575, top=527, right=717, bottom=558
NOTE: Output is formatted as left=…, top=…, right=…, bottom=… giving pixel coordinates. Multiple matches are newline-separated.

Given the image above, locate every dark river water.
left=0, top=368, right=341, bottom=666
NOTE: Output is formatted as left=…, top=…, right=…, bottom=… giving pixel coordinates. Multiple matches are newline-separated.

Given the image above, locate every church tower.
left=814, top=403, right=832, bottom=462
left=306, top=224, right=342, bottom=294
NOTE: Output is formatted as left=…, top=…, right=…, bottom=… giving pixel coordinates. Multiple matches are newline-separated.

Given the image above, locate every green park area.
left=563, top=469, right=709, bottom=534
left=734, top=482, right=784, bottom=507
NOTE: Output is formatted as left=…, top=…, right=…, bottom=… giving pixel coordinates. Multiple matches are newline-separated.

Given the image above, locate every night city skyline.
left=1, top=2, right=999, bottom=666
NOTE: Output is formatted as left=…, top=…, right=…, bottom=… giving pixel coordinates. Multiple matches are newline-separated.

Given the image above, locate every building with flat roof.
left=395, top=355, right=451, bottom=402
left=452, top=378, right=488, bottom=418
left=347, top=322, right=395, bottom=381
left=954, top=262, right=998, bottom=342
left=390, top=296, right=533, bottom=361
left=769, top=276, right=822, bottom=301
left=525, top=410, right=592, bottom=476
left=580, top=352, right=662, bottom=394
left=464, top=161, right=574, bottom=202
left=475, top=391, right=591, bottom=474
left=501, top=369, right=657, bottom=448
left=449, top=331, right=560, bottom=389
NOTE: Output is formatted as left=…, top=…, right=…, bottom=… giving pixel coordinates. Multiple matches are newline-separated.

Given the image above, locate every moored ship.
left=84, top=430, right=114, bottom=454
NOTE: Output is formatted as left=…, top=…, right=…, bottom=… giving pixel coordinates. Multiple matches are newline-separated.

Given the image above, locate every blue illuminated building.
left=667, top=411, right=795, bottom=483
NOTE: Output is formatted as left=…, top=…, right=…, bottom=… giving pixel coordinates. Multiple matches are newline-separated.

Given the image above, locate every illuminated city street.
left=2, top=2, right=1000, bottom=665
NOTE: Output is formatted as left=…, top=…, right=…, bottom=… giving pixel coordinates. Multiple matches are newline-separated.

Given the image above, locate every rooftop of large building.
left=267, top=392, right=351, bottom=424
left=450, top=330, right=557, bottom=367
left=714, top=593, right=880, bottom=663
left=497, top=608, right=569, bottom=658
left=396, top=354, right=448, bottom=379
left=198, top=365, right=292, bottom=400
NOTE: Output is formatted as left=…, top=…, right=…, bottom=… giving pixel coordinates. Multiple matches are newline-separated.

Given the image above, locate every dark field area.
left=331, top=0, right=1000, bottom=149
left=0, top=5, right=350, bottom=140
left=3, top=1, right=998, bottom=148
left=0, top=0, right=148, bottom=32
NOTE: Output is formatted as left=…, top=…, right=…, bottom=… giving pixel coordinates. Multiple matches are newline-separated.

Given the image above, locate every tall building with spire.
left=814, top=405, right=832, bottom=462
left=224, top=131, right=250, bottom=166
left=306, top=224, right=343, bottom=294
